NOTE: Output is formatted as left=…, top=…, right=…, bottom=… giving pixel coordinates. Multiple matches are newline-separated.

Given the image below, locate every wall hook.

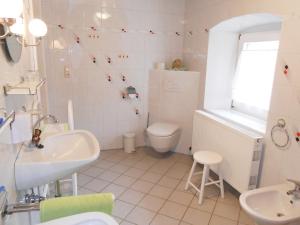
left=121, top=28, right=127, bottom=33
left=284, top=65, right=289, bottom=75
left=136, top=93, right=139, bottom=99
left=175, top=32, right=180, bottom=36
left=149, top=30, right=155, bottom=35
left=58, top=24, right=64, bottom=29
left=107, top=75, right=112, bottom=82
left=122, top=75, right=126, bottom=82
left=90, top=26, right=96, bottom=31
left=189, top=31, right=193, bottom=36
left=122, top=92, right=126, bottom=99
left=204, top=28, right=209, bottom=33
left=135, top=109, right=139, bottom=115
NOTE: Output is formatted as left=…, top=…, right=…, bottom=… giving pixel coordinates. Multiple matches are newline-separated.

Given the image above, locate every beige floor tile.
left=106, top=154, right=125, bottom=163
left=217, top=191, right=240, bottom=206
left=213, top=202, right=240, bottom=221
left=81, top=166, right=105, bottom=177
left=120, top=221, right=136, bottom=225
left=150, top=214, right=180, bottom=225
left=179, top=222, right=192, bottom=225
left=98, top=170, right=121, bottom=182
left=169, top=190, right=194, bottom=206
left=113, top=175, right=136, bottom=187
left=124, top=167, right=145, bottom=178
left=195, top=185, right=220, bottom=200
left=84, top=178, right=109, bottom=192
left=120, top=157, right=140, bottom=167
left=239, top=209, right=255, bottom=225
left=176, top=180, right=197, bottom=195
left=159, top=201, right=187, bottom=220
left=126, top=207, right=156, bottom=225
left=190, top=196, right=216, bottom=213
left=110, top=164, right=130, bottom=173
left=119, top=189, right=145, bottom=204
left=182, top=208, right=211, bottom=225
left=77, top=174, right=93, bottom=186
left=158, top=176, right=180, bottom=189
left=78, top=187, right=94, bottom=195
left=131, top=180, right=154, bottom=193
left=102, top=183, right=127, bottom=198
left=149, top=164, right=172, bottom=174
left=113, top=216, right=123, bottom=223
left=138, top=195, right=165, bottom=212
left=150, top=185, right=173, bottom=199
left=165, top=168, right=187, bottom=179
left=209, top=215, right=237, bottom=225
left=141, top=171, right=163, bottom=183
left=78, top=165, right=91, bottom=173
left=112, top=200, right=135, bottom=219
left=93, top=160, right=115, bottom=169
left=134, top=161, right=156, bottom=170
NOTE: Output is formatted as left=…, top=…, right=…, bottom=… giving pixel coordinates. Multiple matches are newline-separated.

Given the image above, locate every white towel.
left=11, top=112, right=32, bottom=144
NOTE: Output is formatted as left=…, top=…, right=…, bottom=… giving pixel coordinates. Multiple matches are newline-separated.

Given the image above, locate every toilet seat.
left=147, top=122, right=180, bottom=137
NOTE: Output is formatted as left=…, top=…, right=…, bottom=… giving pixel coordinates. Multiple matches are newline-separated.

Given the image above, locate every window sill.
left=206, top=109, right=266, bottom=135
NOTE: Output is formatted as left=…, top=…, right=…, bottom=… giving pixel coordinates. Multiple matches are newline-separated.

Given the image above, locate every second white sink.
left=240, top=182, right=300, bottom=225
left=15, top=130, right=100, bottom=190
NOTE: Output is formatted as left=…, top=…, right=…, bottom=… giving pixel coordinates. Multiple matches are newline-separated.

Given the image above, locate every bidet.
left=240, top=181, right=300, bottom=225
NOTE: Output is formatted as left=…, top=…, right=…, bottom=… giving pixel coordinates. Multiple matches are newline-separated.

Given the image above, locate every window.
left=231, top=32, right=279, bottom=120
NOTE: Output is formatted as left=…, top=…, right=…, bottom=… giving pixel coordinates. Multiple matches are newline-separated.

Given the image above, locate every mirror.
left=0, top=23, right=22, bottom=63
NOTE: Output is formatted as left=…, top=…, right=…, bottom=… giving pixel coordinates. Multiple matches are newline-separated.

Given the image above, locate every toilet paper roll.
left=128, top=94, right=136, bottom=99
left=11, top=112, right=32, bottom=144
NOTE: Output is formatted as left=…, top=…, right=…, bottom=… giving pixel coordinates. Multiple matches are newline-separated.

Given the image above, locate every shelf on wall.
left=3, top=79, right=45, bottom=96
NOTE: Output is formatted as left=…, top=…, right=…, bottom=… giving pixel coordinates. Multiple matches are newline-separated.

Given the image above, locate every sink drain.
left=277, top=213, right=285, bottom=217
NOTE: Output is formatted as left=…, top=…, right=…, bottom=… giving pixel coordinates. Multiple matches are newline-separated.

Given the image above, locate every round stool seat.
left=193, top=151, right=223, bottom=165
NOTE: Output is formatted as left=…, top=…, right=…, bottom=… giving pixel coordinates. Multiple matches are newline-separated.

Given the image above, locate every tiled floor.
left=77, top=148, right=255, bottom=225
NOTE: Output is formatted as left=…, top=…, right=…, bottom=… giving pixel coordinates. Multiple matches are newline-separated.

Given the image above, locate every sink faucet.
left=31, top=114, right=59, bottom=148
left=287, top=179, right=300, bottom=199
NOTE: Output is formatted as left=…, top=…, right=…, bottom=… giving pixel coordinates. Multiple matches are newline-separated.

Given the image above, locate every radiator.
left=192, top=110, right=264, bottom=193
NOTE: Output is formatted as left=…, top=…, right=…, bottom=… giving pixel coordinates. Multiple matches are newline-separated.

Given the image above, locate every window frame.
left=231, top=31, right=280, bottom=120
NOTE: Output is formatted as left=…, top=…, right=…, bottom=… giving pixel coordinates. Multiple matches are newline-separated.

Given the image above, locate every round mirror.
left=0, top=23, right=22, bottom=63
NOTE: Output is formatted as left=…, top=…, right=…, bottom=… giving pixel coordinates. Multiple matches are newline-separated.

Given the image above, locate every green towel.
left=40, top=193, right=114, bottom=222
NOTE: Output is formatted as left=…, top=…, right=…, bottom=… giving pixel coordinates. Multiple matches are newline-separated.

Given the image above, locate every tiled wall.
left=183, top=0, right=300, bottom=186
left=40, top=0, right=185, bottom=150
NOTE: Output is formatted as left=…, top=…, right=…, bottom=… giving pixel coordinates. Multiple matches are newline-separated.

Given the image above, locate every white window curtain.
left=232, top=32, right=280, bottom=119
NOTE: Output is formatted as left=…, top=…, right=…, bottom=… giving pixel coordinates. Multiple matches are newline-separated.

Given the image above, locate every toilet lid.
left=147, top=122, right=179, bottom=137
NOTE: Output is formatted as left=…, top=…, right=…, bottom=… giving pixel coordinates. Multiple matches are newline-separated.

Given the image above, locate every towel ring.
left=271, top=118, right=290, bottom=149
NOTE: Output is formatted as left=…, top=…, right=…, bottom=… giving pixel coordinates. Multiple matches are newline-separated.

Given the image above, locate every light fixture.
left=0, top=0, right=23, bottom=19
left=0, top=0, right=23, bottom=39
left=0, top=0, right=47, bottom=46
left=28, top=19, right=47, bottom=37
left=8, top=18, right=48, bottom=47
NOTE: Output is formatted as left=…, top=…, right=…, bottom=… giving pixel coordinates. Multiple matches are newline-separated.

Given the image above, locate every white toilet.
left=146, top=122, right=181, bottom=153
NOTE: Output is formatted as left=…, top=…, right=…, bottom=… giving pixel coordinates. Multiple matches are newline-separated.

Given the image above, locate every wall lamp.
left=0, top=0, right=48, bottom=47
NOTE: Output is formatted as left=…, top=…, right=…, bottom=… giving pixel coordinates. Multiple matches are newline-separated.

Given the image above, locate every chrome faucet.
left=287, top=179, right=300, bottom=199
left=1, top=190, right=42, bottom=218
left=31, top=114, right=59, bottom=148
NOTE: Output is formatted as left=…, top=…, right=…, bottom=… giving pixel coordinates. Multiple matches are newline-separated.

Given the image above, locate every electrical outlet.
left=64, top=66, right=70, bottom=78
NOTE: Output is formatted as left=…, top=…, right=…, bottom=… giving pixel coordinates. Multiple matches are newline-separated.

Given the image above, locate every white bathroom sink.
left=240, top=182, right=300, bottom=225
left=38, top=212, right=118, bottom=225
left=15, top=130, right=100, bottom=190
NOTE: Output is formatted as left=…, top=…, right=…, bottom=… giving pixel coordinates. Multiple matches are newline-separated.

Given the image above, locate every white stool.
left=185, top=151, right=224, bottom=204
